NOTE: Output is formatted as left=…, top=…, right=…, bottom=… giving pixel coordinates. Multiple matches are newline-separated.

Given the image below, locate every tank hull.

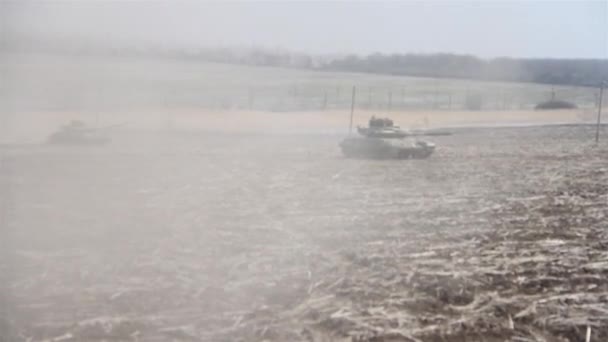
left=340, top=137, right=434, bottom=159
left=47, top=120, right=114, bottom=145
left=357, top=126, right=409, bottom=138
left=47, top=132, right=110, bottom=145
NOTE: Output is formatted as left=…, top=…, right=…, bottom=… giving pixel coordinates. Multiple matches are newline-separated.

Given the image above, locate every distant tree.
left=5, top=37, right=607, bottom=87
left=535, top=100, right=577, bottom=110
left=322, top=53, right=608, bottom=87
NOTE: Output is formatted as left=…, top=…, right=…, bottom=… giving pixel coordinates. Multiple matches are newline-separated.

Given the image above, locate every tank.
left=47, top=120, right=110, bottom=145
left=340, top=116, right=436, bottom=159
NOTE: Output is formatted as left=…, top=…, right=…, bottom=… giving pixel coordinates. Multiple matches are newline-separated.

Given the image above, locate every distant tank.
left=340, top=116, right=436, bottom=159
left=47, top=120, right=111, bottom=145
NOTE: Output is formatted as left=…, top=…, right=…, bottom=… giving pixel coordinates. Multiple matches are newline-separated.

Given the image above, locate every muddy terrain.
left=2, top=125, right=608, bottom=341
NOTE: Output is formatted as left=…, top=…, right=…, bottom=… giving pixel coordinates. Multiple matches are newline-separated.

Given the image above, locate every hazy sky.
left=2, top=1, right=608, bottom=59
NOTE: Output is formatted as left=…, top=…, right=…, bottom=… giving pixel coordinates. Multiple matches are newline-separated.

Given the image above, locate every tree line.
left=3, top=36, right=607, bottom=87
left=322, top=53, right=608, bottom=87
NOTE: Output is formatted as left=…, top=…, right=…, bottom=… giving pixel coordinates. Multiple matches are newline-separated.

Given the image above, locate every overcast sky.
left=2, top=1, right=607, bottom=59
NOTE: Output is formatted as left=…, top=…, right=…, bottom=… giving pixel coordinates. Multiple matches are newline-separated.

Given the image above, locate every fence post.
left=434, top=82, right=439, bottom=109
left=349, top=86, right=357, bottom=134
left=248, top=87, right=254, bottom=110
left=596, top=81, right=605, bottom=144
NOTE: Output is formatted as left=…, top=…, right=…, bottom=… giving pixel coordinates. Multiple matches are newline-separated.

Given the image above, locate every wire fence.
left=206, top=84, right=601, bottom=112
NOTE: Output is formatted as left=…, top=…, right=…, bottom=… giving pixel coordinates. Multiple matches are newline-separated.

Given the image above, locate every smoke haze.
left=2, top=1, right=607, bottom=58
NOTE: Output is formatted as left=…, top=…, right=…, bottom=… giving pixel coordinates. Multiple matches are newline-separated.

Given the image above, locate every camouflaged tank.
left=340, top=116, right=436, bottom=159
left=47, top=120, right=111, bottom=145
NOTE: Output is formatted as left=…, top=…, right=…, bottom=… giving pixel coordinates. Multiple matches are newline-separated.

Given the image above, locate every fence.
left=207, top=84, right=600, bottom=112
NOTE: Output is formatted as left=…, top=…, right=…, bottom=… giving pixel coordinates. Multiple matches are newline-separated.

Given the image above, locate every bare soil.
left=2, top=124, right=608, bottom=341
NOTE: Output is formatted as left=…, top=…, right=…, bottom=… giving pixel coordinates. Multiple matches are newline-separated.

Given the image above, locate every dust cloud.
left=2, top=2, right=608, bottom=342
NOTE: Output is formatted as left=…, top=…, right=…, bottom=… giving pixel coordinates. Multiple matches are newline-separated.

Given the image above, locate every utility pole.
left=349, top=86, right=356, bottom=134
left=595, top=81, right=605, bottom=144
left=248, top=87, right=254, bottom=110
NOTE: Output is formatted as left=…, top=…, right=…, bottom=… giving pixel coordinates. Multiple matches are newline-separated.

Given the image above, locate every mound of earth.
left=535, top=100, right=577, bottom=110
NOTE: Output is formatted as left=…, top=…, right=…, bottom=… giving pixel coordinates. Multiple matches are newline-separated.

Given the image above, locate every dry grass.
left=2, top=125, right=608, bottom=342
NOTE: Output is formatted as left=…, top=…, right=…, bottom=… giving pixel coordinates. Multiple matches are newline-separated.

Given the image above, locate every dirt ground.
left=2, top=124, right=608, bottom=341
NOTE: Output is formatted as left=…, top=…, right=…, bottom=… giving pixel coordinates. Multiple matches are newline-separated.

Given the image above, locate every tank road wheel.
left=398, top=150, right=411, bottom=159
